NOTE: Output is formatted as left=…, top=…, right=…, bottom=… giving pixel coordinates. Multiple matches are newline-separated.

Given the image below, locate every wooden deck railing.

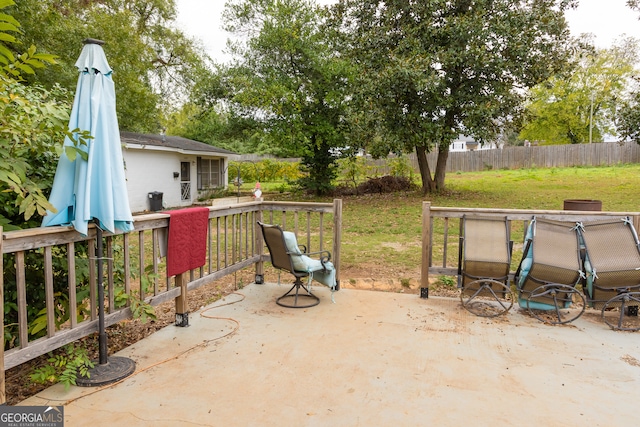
left=0, top=199, right=342, bottom=403
left=420, top=201, right=640, bottom=294
left=7, top=198, right=639, bottom=403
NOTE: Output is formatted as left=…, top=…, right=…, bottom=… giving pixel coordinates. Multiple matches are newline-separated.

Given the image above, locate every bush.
left=333, top=175, right=417, bottom=196
left=229, top=159, right=301, bottom=184
left=356, top=176, right=417, bottom=194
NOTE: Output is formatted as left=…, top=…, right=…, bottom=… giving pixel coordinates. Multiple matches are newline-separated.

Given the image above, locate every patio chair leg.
left=460, top=279, right=513, bottom=317
left=601, top=293, right=640, bottom=331
left=276, top=277, right=320, bottom=308
left=526, top=285, right=585, bottom=325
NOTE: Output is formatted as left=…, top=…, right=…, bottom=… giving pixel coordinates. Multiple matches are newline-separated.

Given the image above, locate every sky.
left=175, top=0, right=640, bottom=62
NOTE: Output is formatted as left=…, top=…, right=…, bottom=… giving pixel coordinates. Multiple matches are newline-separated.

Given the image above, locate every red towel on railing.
left=167, top=207, right=209, bottom=277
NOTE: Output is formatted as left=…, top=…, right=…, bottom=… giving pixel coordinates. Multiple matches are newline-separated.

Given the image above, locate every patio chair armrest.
left=514, top=238, right=532, bottom=283
left=306, top=250, right=332, bottom=264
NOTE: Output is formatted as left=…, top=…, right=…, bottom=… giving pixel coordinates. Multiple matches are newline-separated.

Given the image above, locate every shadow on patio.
left=22, top=282, right=640, bottom=426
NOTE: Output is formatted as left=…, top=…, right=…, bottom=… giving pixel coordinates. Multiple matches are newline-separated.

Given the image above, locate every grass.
left=271, top=164, right=640, bottom=280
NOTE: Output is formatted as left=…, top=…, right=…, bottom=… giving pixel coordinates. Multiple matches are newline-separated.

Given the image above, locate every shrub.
left=356, top=176, right=417, bottom=194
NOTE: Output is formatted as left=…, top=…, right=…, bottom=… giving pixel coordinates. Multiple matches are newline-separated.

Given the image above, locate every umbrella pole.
left=76, top=220, right=136, bottom=387
left=96, top=226, right=108, bottom=365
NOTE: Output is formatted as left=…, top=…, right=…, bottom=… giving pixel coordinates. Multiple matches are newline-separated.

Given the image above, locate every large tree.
left=332, top=0, right=575, bottom=193
left=520, top=38, right=638, bottom=144
left=168, top=68, right=267, bottom=154
left=0, top=0, right=90, bottom=229
left=7, top=0, right=209, bottom=132
left=217, top=0, right=353, bottom=195
left=617, top=78, right=640, bottom=143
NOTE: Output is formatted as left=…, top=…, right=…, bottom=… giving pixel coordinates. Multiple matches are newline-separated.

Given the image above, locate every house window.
left=180, top=162, right=191, bottom=201
left=197, top=157, right=221, bottom=190
left=181, top=162, right=190, bottom=180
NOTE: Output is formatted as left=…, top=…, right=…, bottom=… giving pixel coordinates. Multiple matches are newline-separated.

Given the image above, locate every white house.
left=121, top=132, right=239, bottom=213
left=449, top=135, right=499, bottom=152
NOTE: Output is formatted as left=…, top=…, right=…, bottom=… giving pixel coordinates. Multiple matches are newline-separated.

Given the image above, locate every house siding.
left=123, top=148, right=186, bottom=212
left=123, top=148, right=232, bottom=213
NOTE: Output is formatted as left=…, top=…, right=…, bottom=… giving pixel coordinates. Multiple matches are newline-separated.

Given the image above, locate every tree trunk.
left=415, top=145, right=435, bottom=195
left=434, top=144, right=450, bottom=191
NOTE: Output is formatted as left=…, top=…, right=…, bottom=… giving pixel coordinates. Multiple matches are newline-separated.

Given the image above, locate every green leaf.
left=0, top=169, right=22, bottom=186
left=0, top=1, right=17, bottom=11
left=0, top=22, right=18, bottom=33
left=28, top=313, right=48, bottom=336
left=15, top=63, right=35, bottom=75
left=0, top=32, right=15, bottom=43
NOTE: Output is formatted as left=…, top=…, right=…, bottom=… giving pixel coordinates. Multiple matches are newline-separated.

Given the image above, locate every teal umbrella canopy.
left=42, top=40, right=134, bottom=235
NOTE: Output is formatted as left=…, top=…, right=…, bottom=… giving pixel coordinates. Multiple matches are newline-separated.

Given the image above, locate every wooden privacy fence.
left=370, top=141, right=640, bottom=174
left=420, top=201, right=640, bottom=293
left=0, top=199, right=342, bottom=403
left=244, top=142, right=640, bottom=176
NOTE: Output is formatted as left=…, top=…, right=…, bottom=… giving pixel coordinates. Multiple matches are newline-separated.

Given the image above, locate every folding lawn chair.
left=515, top=218, right=586, bottom=324
left=579, top=218, right=640, bottom=331
left=457, top=215, right=514, bottom=317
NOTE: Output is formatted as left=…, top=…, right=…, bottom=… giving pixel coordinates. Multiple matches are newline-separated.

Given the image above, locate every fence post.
left=333, top=199, right=343, bottom=290
left=0, top=225, right=4, bottom=404
left=255, top=207, right=264, bottom=283
left=420, top=202, right=431, bottom=298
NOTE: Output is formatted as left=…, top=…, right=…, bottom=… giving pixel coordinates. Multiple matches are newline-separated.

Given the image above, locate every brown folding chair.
left=515, top=218, right=586, bottom=324
left=580, top=218, right=640, bottom=331
left=458, top=216, right=514, bottom=317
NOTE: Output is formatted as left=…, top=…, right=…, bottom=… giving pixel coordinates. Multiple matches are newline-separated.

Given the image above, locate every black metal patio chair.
left=258, top=222, right=336, bottom=308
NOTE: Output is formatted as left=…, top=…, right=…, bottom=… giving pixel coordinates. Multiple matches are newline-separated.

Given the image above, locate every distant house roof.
left=120, top=132, right=238, bottom=157
left=455, top=135, right=476, bottom=143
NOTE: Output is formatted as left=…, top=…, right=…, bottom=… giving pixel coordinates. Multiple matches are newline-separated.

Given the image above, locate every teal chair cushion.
left=282, top=231, right=337, bottom=290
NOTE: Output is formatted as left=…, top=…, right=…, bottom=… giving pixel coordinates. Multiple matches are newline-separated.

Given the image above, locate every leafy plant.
left=388, top=156, right=413, bottom=179
left=30, top=343, right=94, bottom=389
left=0, top=1, right=91, bottom=228
left=435, top=275, right=456, bottom=288
left=337, top=156, right=368, bottom=191
left=114, top=290, right=156, bottom=324
left=28, top=290, right=91, bottom=337
left=114, top=263, right=157, bottom=323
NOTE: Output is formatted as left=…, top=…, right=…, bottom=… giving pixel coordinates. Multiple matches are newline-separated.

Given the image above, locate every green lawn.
left=270, top=164, right=640, bottom=284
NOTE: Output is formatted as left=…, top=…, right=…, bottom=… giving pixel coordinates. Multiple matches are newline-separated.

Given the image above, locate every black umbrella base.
left=76, top=356, right=136, bottom=387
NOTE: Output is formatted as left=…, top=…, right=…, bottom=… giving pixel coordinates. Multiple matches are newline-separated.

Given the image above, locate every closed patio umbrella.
left=42, top=38, right=135, bottom=386
left=42, top=39, right=133, bottom=236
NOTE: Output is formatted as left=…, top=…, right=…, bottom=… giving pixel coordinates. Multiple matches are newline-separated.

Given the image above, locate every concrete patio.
left=21, top=283, right=640, bottom=426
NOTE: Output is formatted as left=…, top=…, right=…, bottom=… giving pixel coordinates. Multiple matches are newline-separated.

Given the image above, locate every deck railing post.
left=255, top=207, right=264, bottom=284
left=421, top=202, right=431, bottom=298
left=175, top=272, right=189, bottom=327
left=333, top=199, right=342, bottom=290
